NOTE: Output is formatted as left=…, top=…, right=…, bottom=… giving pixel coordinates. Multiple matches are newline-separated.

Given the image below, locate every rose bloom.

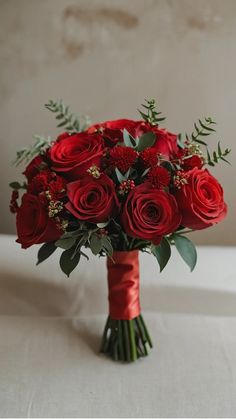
left=16, top=193, right=61, bottom=249
left=65, top=174, right=120, bottom=223
left=88, top=119, right=178, bottom=159
left=49, top=132, right=104, bottom=180
left=122, top=183, right=181, bottom=244
left=175, top=168, right=227, bottom=229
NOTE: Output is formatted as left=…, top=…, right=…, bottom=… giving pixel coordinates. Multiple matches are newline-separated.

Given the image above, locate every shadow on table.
left=1, top=269, right=236, bottom=319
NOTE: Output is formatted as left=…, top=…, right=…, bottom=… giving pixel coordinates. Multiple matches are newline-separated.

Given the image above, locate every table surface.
left=0, top=234, right=236, bottom=418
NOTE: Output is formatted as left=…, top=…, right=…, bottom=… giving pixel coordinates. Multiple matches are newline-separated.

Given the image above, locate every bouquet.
left=10, top=99, right=230, bottom=362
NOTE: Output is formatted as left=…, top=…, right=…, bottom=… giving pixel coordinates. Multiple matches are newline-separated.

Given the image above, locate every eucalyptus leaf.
left=123, top=129, right=136, bottom=148
left=152, top=237, right=171, bottom=272
left=136, top=132, right=156, bottom=152
left=9, top=181, right=22, bottom=190
left=101, top=236, right=113, bottom=257
left=37, top=242, right=57, bottom=265
left=115, top=168, right=130, bottom=183
left=55, top=236, right=76, bottom=250
left=97, top=222, right=109, bottom=228
left=59, top=247, right=81, bottom=277
left=173, top=235, right=197, bottom=271
left=90, top=234, right=103, bottom=255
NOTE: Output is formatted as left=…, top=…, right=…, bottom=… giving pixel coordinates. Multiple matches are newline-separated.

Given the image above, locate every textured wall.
left=1, top=0, right=235, bottom=244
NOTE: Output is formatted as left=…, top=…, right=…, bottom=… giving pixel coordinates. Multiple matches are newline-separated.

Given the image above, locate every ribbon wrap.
left=107, top=250, right=140, bottom=320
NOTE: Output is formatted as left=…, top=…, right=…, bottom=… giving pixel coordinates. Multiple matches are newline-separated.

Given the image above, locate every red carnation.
left=27, top=170, right=66, bottom=200
left=109, top=146, right=137, bottom=173
left=140, top=148, right=158, bottom=168
left=147, top=166, right=171, bottom=188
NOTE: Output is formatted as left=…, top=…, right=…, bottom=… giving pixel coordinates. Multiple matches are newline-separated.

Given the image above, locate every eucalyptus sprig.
left=188, top=117, right=216, bottom=146
left=206, top=142, right=231, bottom=167
left=138, top=99, right=166, bottom=126
left=45, top=99, right=90, bottom=133
left=13, top=135, right=52, bottom=167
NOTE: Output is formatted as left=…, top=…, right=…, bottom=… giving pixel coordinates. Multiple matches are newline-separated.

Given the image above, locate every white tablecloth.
left=0, top=234, right=236, bottom=417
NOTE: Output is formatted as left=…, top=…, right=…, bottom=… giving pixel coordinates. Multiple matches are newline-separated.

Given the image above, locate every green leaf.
left=123, top=129, right=136, bottom=148
left=101, top=236, right=113, bottom=257
left=9, top=181, right=22, bottom=190
left=36, top=242, right=57, bottom=265
left=90, top=234, right=103, bottom=255
left=136, top=132, right=156, bottom=152
left=152, top=237, right=171, bottom=272
left=173, top=235, right=197, bottom=271
left=59, top=247, right=81, bottom=277
left=115, top=168, right=130, bottom=183
left=55, top=236, right=76, bottom=250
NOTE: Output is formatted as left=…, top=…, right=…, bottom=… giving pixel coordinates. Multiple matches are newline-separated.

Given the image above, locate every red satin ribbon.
left=107, top=250, right=141, bottom=320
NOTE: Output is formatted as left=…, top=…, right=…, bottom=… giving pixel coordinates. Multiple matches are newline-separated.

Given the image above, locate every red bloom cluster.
left=12, top=115, right=227, bottom=250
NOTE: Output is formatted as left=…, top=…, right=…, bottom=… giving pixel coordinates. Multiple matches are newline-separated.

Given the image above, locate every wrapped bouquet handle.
left=10, top=98, right=229, bottom=363
left=100, top=250, right=152, bottom=361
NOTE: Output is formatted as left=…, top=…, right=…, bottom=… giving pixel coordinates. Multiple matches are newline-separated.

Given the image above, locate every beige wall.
left=0, top=0, right=235, bottom=245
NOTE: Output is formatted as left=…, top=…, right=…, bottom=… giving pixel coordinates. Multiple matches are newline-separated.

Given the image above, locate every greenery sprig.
left=13, top=135, right=52, bottom=166
left=138, top=99, right=166, bottom=125
left=45, top=99, right=90, bottom=133
left=187, top=117, right=216, bottom=146
left=206, top=142, right=231, bottom=167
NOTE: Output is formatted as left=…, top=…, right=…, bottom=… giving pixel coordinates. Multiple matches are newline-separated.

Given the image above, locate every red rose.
left=49, top=132, right=104, bottom=180
left=87, top=119, right=144, bottom=146
left=151, top=126, right=178, bottom=159
left=122, top=183, right=181, bottom=243
left=23, top=155, right=47, bottom=182
left=65, top=174, right=120, bottom=223
left=175, top=168, right=227, bottom=229
left=182, top=155, right=203, bottom=171
left=16, top=193, right=61, bottom=249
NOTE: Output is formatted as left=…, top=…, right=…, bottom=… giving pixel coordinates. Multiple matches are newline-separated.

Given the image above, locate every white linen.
left=0, top=234, right=236, bottom=417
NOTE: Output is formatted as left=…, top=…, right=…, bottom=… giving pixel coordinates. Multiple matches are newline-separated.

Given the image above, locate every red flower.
left=122, top=183, right=181, bottom=243
left=147, top=166, right=171, bottom=188
left=87, top=119, right=146, bottom=146
left=27, top=170, right=66, bottom=199
left=23, top=155, right=47, bottom=182
left=16, top=193, right=61, bottom=249
left=49, top=132, right=104, bottom=180
left=182, top=155, right=203, bottom=171
left=109, top=146, right=137, bottom=173
left=65, top=174, right=120, bottom=223
left=151, top=126, right=178, bottom=159
left=9, top=190, right=19, bottom=213
left=175, top=168, right=227, bottom=229
left=140, top=148, right=158, bottom=167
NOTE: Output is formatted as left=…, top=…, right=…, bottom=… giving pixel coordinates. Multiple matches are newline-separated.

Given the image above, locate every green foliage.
left=36, top=242, right=57, bottom=265
left=151, top=237, right=171, bottom=272
left=138, top=99, right=166, bottom=125
left=55, top=236, right=76, bottom=250
left=90, top=233, right=113, bottom=257
left=172, top=234, right=197, bottom=271
left=13, top=135, right=51, bottom=166
left=115, top=168, right=130, bottom=183
left=45, top=99, right=90, bottom=133
left=59, top=246, right=81, bottom=277
left=207, top=142, right=231, bottom=166
left=123, top=129, right=136, bottom=148
left=136, top=132, right=156, bottom=152
left=189, top=117, right=216, bottom=146
left=9, top=181, right=26, bottom=190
